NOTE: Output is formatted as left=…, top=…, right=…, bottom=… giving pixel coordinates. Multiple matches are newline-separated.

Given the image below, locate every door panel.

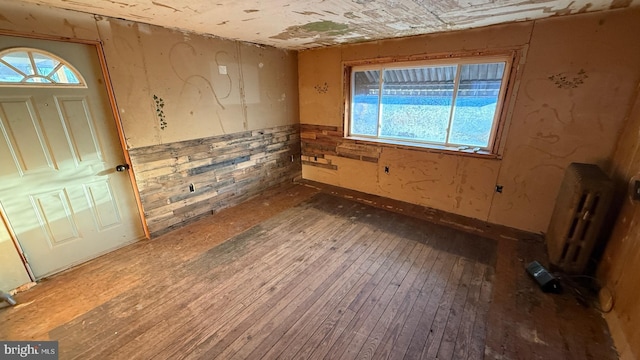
left=0, top=96, right=56, bottom=173
left=0, top=36, right=144, bottom=278
left=84, top=179, right=122, bottom=230
left=55, top=96, right=104, bottom=163
left=31, top=189, right=80, bottom=245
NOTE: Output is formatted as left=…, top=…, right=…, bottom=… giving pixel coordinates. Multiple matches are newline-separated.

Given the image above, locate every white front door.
left=0, top=36, right=145, bottom=279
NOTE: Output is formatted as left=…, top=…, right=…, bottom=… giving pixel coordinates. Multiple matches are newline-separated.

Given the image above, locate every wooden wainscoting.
left=128, top=124, right=301, bottom=236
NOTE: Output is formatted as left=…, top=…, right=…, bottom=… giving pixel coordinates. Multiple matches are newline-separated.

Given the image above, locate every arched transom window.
left=0, top=48, right=86, bottom=87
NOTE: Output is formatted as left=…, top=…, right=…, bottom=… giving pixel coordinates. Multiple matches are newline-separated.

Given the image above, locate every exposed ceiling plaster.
left=15, top=0, right=640, bottom=49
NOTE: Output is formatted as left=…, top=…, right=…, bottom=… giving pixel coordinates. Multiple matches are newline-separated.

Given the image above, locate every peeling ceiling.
left=16, top=0, right=640, bottom=49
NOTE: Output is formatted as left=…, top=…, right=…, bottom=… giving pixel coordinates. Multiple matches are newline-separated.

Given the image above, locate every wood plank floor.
left=0, top=183, right=617, bottom=360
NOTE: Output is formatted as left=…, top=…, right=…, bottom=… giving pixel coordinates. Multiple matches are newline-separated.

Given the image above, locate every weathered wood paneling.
left=129, top=125, right=301, bottom=236
left=300, top=124, right=381, bottom=169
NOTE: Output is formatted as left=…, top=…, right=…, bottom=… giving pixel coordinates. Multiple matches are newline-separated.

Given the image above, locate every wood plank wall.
left=300, top=124, right=381, bottom=170
left=129, top=124, right=301, bottom=236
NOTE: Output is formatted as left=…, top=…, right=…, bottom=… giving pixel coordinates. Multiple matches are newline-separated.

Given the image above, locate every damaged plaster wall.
left=299, top=8, right=640, bottom=233
left=0, top=0, right=298, bottom=150
left=12, top=0, right=640, bottom=49
left=96, top=18, right=299, bottom=148
left=598, top=87, right=640, bottom=360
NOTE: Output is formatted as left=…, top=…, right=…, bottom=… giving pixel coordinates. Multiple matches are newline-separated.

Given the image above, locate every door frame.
left=0, top=31, right=151, bottom=280
left=0, top=203, right=35, bottom=281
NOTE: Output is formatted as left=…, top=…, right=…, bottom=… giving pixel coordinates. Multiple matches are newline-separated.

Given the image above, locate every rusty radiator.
left=546, top=163, right=613, bottom=274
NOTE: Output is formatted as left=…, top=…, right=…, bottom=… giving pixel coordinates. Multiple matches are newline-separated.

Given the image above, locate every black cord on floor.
left=553, top=272, right=614, bottom=313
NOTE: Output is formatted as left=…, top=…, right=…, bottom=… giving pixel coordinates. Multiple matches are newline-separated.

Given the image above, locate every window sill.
left=345, top=136, right=502, bottom=160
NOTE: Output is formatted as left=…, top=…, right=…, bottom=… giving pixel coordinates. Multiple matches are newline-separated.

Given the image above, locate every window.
left=347, top=55, right=513, bottom=154
left=0, top=47, right=85, bottom=87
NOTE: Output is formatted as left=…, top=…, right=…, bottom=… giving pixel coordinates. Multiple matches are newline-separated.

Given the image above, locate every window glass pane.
left=49, top=66, right=80, bottom=84
left=25, top=77, right=53, bottom=83
left=62, top=66, right=80, bottom=84
left=0, top=63, right=23, bottom=82
left=351, top=70, right=379, bottom=136
left=32, top=51, right=60, bottom=76
left=0, top=48, right=85, bottom=86
left=1, top=51, right=33, bottom=76
left=449, top=62, right=505, bottom=148
left=379, top=65, right=456, bottom=143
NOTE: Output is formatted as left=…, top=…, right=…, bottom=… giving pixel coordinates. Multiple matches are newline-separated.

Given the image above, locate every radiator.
left=546, top=163, right=613, bottom=274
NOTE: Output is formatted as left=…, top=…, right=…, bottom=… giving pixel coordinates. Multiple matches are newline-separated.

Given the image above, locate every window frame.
left=343, top=50, right=520, bottom=158
left=0, top=47, right=87, bottom=88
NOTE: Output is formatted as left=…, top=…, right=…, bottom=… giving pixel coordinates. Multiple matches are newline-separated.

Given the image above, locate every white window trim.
left=0, top=47, right=87, bottom=88
left=343, top=50, right=520, bottom=158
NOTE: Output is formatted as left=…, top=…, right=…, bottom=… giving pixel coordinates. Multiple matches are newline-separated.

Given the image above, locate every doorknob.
left=115, top=164, right=130, bottom=172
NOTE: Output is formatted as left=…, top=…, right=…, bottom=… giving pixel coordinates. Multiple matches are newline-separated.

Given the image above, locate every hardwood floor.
left=0, top=183, right=616, bottom=359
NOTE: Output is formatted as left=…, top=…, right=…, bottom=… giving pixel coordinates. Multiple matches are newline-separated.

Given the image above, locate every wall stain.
left=361, top=9, right=382, bottom=19
left=344, top=12, right=360, bottom=19
left=270, top=20, right=351, bottom=41
left=548, top=69, right=588, bottom=89
left=153, top=95, right=168, bottom=130
left=63, top=19, right=79, bottom=38
left=302, top=21, right=349, bottom=33
left=609, top=0, right=632, bottom=8
left=314, top=82, right=329, bottom=94
left=217, top=20, right=229, bottom=25
left=526, top=105, right=568, bottom=126
left=243, top=9, right=259, bottom=13
left=534, top=132, right=561, bottom=143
